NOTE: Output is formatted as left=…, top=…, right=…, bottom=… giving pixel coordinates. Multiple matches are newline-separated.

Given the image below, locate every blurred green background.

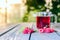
left=23, top=0, right=60, bottom=22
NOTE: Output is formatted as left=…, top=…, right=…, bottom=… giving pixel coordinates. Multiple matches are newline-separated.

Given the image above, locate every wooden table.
left=0, top=23, right=60, bottom=40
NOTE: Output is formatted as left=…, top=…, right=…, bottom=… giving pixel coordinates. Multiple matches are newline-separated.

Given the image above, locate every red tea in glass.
left=36, top=16, right=50, bottom=29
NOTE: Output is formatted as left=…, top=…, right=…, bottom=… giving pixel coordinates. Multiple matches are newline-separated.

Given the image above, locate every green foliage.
left=26, top=0, right=46, bottom=11
left=57, top=16, right=60, bottom=22
left=23, top=13, right=29, bottom=22
left=23, top=0, right=46, bottom=22
left=51, top=0, right=60, bottom=15
left=23, top=0, right=60, bottom=22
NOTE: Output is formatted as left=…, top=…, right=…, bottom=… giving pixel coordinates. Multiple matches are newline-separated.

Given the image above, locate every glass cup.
left=36, top=12, right=50, bottom=29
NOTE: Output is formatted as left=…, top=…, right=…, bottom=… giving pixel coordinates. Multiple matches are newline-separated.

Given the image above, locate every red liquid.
left=36, top=16, right=50, bottom=29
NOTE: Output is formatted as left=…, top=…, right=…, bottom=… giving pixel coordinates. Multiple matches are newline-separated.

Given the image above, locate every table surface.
left=0, top=23, right=60, bottom=40
left=30, top=32, right=60, bottom=40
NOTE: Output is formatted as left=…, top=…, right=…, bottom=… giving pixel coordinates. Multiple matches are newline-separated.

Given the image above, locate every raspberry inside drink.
left=37, top=16, right=50, bottom=29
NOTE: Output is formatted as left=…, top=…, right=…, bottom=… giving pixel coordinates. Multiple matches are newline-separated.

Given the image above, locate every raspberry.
left=39, top=28, right=44, bottom=33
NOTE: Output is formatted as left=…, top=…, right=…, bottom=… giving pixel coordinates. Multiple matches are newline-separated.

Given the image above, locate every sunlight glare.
left=0, top=0, right=22, bottom=13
